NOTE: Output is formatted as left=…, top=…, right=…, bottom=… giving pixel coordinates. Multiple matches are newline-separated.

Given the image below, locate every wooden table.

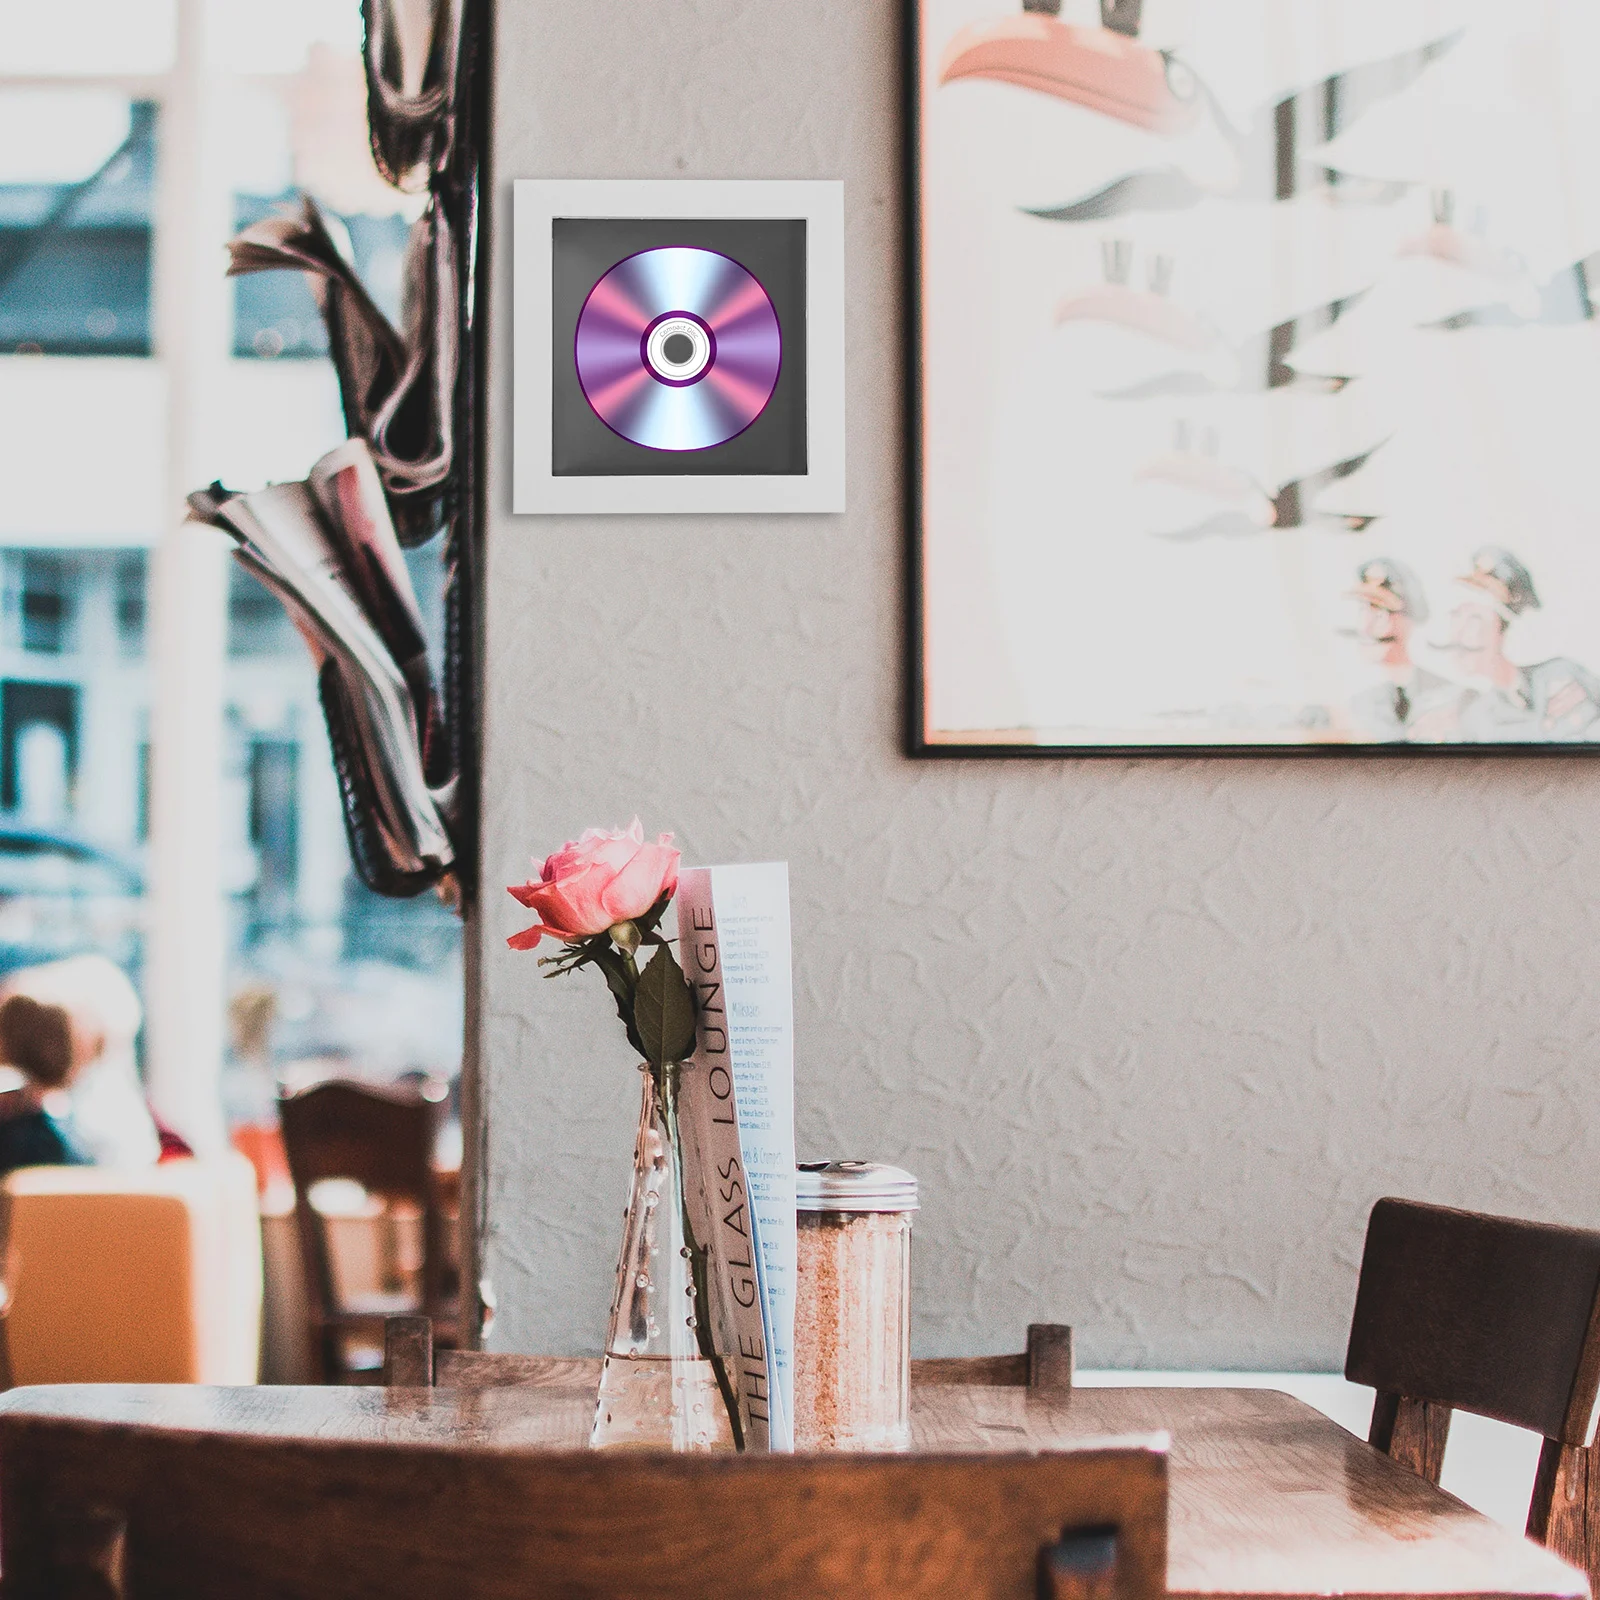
left=0, top=1383, right=1585, bottom=1599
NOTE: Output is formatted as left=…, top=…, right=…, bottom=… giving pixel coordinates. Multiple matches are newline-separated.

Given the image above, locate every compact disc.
left=574, top=246, right=782, bottom=451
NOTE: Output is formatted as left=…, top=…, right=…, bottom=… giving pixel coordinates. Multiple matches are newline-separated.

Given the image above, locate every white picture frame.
left=512, top=178, right=845, bottom=515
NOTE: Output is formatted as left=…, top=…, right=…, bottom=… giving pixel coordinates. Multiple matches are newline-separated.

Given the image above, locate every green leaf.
left=634, top=945, right=697, bottom=1068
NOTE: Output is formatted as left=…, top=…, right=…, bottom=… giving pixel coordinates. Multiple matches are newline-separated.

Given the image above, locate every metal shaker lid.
left=796, top=1161, right=919, bottom=1213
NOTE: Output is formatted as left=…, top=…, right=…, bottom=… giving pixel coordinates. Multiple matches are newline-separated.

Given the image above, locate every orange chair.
left=2, top=1155, right=262, bottom=1384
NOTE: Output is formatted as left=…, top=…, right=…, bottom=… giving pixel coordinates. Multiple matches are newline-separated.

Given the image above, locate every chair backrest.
left=0, top=1410, right=1168, bottom=1600
left=0, top=1186, right=13, bottom=1392
left=913, top=1324, right=1075, bottom=1390
left=1345, top=1196, right=1600, bottom=1590
left=278, top=1079, right=446, bottom=1202
left=1346, top=1197, right=1600, bottom=1448
left=2, top=1158, right=262, bottom=1385
left=278, top=1079, right=449, bottom=1329
left=389, top=1320, right=1074, bottom=1394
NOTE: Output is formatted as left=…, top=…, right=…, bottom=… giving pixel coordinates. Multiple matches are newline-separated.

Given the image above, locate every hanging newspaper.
left=187, top=439, right=453, bottom=878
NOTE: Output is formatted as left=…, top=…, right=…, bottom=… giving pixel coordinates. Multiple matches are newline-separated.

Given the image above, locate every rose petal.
left=507, top=923, right=556, bottom=950
left=539, top=841, right=586, bottom=881
left=587, top=830, right=647, bottom=878
left=543, top=824, right=633, bottom=884
left=509, top=863, right=592, bottom=916
left=599, top=840, right=681, bottom=923
left=539, top=872, right=613, bottom=939
left=507, top=878, right=590, bottom=939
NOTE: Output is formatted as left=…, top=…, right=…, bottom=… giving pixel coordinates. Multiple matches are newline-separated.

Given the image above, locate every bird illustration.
left=1137, top=427, right=1385, bottom=541
left=1420, top=233, right=1598, bottom=331
left=1383, top=190, right=1541, bottom=319
left=1057, top=245, right=1369, bottom=397
left=938, top=0, right=1460, bottom=221
left=938, top=2, right=1199, bottom=135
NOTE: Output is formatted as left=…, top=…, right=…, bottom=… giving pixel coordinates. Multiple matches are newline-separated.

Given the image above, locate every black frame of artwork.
left=902, top=0, right=1600, bottom=761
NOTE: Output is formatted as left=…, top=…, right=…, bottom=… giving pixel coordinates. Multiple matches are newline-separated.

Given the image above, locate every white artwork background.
left=920, top=0, right=1600, bottom=743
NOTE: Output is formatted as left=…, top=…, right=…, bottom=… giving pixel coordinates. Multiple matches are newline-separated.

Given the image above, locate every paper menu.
left=675, top=863, right=796, bottom=1451
left=711, top=862, right=796, bottom=1449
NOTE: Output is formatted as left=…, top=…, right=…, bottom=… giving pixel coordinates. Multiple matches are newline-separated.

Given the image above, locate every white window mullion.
left=144, top=0, right=231, bottom=1151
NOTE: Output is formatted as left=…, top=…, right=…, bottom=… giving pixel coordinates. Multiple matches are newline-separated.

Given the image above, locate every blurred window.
left=0, top=549, right=146, bottom=982
left=0, top=0, right=463, bottom=1133
left=0, top=94, right=156, bottom=357
left=116, top=554, right=147, bottom=656
left=6, top=0, right=177, bottom=75
left=2, top=686, right=78, bottom=818
left=247, top=738, right=298, bottom=918
left=18, top=557, right=72, bottom=655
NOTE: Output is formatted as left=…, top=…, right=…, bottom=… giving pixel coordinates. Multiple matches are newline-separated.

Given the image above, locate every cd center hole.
left=662, top=333, right=694, bottom=364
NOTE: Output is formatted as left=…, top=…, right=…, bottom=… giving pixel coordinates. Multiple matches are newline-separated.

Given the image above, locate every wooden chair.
left=0, top=1184, right=14, bottom=1392
left=914, top=1323, right=1075, bottom=1390
left=1345, top=1196, right=1600, bottom=1589
left=385, top=1317, right=603, bottom=1390
left=279, top=1079, right=457, bottom=1383
left=383, top=1319, right=1074, bottom=1392
left=0, top=1405, right=1167, bottom=1600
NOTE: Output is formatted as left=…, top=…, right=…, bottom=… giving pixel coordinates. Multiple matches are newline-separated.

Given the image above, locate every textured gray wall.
left=479, top=0, right=1600, bottom=1367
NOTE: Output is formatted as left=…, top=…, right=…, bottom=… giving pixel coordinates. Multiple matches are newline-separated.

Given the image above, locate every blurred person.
left=0, top=956, right=161, bottom=1169
left=0, top=992, right=93, bottom=1175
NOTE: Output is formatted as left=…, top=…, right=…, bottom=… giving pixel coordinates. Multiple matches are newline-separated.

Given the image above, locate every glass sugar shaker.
left=793, top=1161, right=918, bottom=1451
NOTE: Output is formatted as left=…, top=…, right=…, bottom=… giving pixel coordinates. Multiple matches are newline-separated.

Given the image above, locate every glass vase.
left=590, top=1063, right=742, bottom=1450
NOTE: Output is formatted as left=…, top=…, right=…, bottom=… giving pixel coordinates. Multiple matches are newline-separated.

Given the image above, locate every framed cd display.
left=513, top=180, right=845, bottom=514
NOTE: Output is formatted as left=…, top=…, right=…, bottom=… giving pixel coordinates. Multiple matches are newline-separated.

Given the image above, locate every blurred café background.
left=0, top=0, right=461, bottom=1380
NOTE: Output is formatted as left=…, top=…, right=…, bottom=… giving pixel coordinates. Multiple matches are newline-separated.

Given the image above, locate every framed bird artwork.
left=908, top=0, right=1600, bottom=753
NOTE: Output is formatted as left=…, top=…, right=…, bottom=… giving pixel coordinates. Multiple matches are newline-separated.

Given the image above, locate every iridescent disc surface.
left=574, top=246, right=783, bottom=452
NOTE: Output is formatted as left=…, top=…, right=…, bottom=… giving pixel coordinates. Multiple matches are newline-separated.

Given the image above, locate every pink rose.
left=507, top=819, right=680, bottom=950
